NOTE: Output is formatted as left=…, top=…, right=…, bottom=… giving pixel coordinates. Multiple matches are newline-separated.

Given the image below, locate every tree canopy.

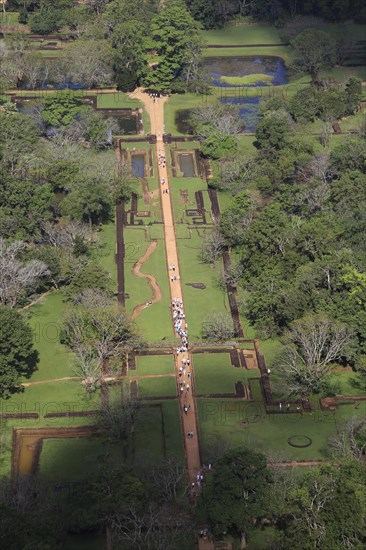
left=0, top=307, right=39, bottom=398
left=199, top=447, right=272, bottom=544
left=143, top=0, right=202, bottom=93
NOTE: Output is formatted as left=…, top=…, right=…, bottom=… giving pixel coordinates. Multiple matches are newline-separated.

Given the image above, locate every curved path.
left=131, top=240, right=162, bottom=319
left=130, top=89, right=202, bottom=489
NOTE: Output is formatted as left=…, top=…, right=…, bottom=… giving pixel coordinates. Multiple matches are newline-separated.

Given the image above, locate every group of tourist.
left=192, top=470, right=204, bottom=488
left=171, top=296, right=192, bottom=406
left=158, top=150, right=166, bottom=169
left=172, top=297, right=188, bottom=347
left=149, top=92, right=161, bottom=102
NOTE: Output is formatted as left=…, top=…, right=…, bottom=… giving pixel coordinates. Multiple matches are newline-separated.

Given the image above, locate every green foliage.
left=290, top=29, right=336, bottom=85
left=279, top=461, right=366, bottom=549
left=0, top=307, right=39, bottom=398
left=342, top=266, right=366, bottom=305
left=61, top=181, right=112, bottom=226
left=0, top=177, right=53, bottom=240
left=219, top=192, right=253, bottom=246
left=345, top=77, right=362, bottom=115
left=0, top=112, right=40, bottom=171
left=198, top=447, right=272, bottom=538
left=75, top=109, right=115, bottom=148
left=184, top=0, right=224, bottom=30
left=29, top=0, right=74, bottom=34
left=28, top=246, right=62, bottom=283
left=41, top=94, right=85, bottom=127
left=112, top=21, right=147, bottom=91
left=18, top=7, right=29, bottom=24
left=290, top=88, right=324, bottom=122
left=66, top=262, right=110, bottom=296
left=200, top=131, right=237, bottom=159
left=330, top=138, right=366, bottom=173
left=255, top=110, right=292, bottom=150
left=143, top=0, right=201, bottom=93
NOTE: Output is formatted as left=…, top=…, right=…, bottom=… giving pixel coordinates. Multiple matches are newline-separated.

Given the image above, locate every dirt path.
left=131, top=240, right=162, bottom=319
left=19, top=289, right=53, bottom=311
left=22, top=376, right=80, bottom=387
left=130, top=89, right=202, bottom=487
left=22, top=373, right=177, bottom=387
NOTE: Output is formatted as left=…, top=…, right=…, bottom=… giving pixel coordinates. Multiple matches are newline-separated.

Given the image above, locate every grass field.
left=201, top=23, right=284, bottom=46
left=135, top=376, right=177, bottom=398
left=132, top=401, right=184, bottom=466
left=176, top=228, right=229, bottom=340
left=135, top=355, right=175, bottom=375
left=194, top=353, right=260, bottom=394
left=0, top=379, right=99, bottom=418
left=26, top=292, right=73, bottom=381
left=198, top=397, right=365, bottom=462
left=37, top=400, right=184, bottom=482
left=124, top=225, right=173, bottom=341
left=39, top=437, right=113, bottom=482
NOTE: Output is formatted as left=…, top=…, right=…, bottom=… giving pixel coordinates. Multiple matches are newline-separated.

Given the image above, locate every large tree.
left=199, top=448, right=272, bottom=548
left=0, top=176, right=53, bottom=240
left=29, top=0, right=75, bottom=34
left=290, top=29, right=336, bottom=86
left=143, top=0, right=201, bottom=93
left=274, top=313, right=354, bottom=396
left=55, top=40, right=114, bottom=88
left=0, top=307, right=39, bottom=398
left=255, top=109, right=292, bottom=151
left=111, top=21, right=147, bottom=91
left=62, top=303, right=141, bottom=383
left=0, top=239, right=50, bottom=307
left=279, top=461, right=366, bottom=550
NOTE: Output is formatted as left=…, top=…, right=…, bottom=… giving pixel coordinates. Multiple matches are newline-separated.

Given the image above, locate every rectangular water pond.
left=131, top=154, right=146, bottom=177
left=177, top=153, right=196, bottom=177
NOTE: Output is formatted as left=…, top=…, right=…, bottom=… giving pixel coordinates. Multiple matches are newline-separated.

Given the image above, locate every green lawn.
left=176, top=228, right=229, bottom=340
left=169, top=177, right=214, bottom=225
left=161, top=400, right=185, bottom=461
left=257, top=338, right=283, bottom=367
left=204, top=44, right=290, bottom=62
left=27, top=292, right=73, bottom=381
left=39, top=437, right=113, bottom=482
left=33, top=401, right=183, bottom=482
left=198, top=397, right=365, bottom=462
left=193, top=353, right=260, bottom=394
left=201, top=23, right=284, bottom=46
left=132, top=401, right=183, bottom=467
left=135, top=377, right=177, bottom=398
left=0, top=379, right=99, bottom=418
left=97, top=92, right=140, bottom=109
left=124, top=226, right=173, bottom=341
left=165, top=92, right=217, bottom=135
left=135, top=355, right=175, bottom=375
left=329, top=370, right=365, bottom=397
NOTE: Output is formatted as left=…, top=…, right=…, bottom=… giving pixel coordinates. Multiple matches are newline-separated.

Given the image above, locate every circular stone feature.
left=287, top=435, right=312, bottom=448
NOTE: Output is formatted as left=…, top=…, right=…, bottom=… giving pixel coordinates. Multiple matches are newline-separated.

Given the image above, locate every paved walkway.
left=130, top=89, right=202, bottom=487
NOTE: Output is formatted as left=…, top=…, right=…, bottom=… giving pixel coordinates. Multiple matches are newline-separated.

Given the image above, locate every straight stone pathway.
left=130, top=89, right=202, bottom=487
